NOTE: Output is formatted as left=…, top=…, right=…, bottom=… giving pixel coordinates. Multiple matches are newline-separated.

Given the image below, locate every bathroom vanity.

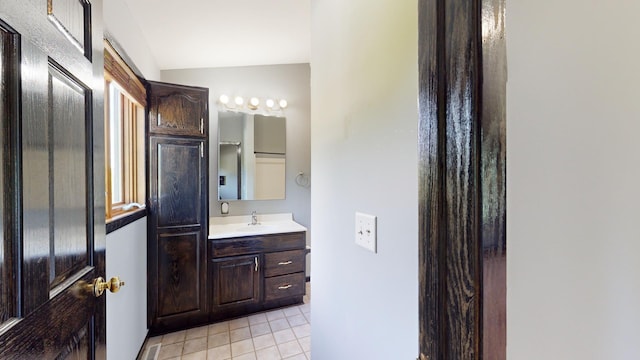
left=209, top=214, right=307, bottom=321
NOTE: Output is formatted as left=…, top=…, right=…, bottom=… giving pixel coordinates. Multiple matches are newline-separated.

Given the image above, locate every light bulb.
left=219, top=94, right=229, bottom=104
left=279, top=99, right=288, bottom=109
left=248, top=97, right=260, bottom=110
left=234, top=96, right=244, bottom=106
left=266, top=99, right=275, bottom=109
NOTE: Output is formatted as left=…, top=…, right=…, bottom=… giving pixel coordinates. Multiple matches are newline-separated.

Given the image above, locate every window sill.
left=106, top=208, right=147, bottom=234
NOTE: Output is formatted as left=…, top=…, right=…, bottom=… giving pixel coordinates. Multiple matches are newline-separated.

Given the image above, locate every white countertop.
left=208, top=213, right=307, bottom=239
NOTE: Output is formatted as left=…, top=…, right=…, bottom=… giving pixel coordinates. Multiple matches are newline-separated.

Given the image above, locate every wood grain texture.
left=0, top=20, right=20, bottom=326
left=480, top=0, right=507, bottom=357
left=212, top=254, right=260, bottom=308
left=264, top=249, right=305, bottom=277
left=157, top=231, right=203, bottom=317
left=264, top=272, right=305, bottom=302
left=210, top=232, right=305, bottom=258
left=0, top=1, right=105, bottom=357
left=146, top=81, right=209, bottom=334
left=419, top=0, right=506, bottom=358
left=147, top=81, right=208, bottom=138
left=103, top=40, right=146, bottom=106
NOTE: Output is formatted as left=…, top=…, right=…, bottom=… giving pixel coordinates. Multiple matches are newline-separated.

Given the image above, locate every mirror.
left=218, top=111, right=286, bottom=200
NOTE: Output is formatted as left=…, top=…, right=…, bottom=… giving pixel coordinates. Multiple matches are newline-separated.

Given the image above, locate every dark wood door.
left=147, top=82, right=209, bottom=334
left=212, top=255, right=261, bottom=309
left=418, top=0, right=506, bottom=358
left=0, top=1, right=106, bottom=359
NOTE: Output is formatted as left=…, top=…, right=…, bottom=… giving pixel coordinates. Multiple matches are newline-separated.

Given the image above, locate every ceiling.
left=121, top=0, right=311, bottom=70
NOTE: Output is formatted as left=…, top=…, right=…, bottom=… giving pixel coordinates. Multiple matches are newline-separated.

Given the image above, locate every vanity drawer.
left=264, top=250, right=305, bottom=277
left=264, top=272, right=305, bottom=301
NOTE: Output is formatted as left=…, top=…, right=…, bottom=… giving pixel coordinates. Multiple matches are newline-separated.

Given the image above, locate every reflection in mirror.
left=218, top=111, right=286, bottom=201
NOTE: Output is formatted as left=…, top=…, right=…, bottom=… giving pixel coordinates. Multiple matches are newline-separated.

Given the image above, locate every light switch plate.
left=355, top=212, right=377, bottom=253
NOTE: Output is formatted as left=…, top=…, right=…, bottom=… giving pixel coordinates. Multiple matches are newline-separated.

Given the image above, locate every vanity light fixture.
left=265, top=98, right=275, bottom=109
left=218, top=94, right=288, bottom=112
left=248, top=97, right=260, bottom=110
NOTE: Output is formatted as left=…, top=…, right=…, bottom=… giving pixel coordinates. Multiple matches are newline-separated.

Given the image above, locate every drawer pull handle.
left=278, top=261, right=293, bottom=265
left=278, top=284, right=293, bottom=290
left=255, top=257, right=259, bottom=272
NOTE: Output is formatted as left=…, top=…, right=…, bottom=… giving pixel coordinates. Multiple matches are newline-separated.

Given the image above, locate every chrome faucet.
left=251, top=211, right=258, bottom=225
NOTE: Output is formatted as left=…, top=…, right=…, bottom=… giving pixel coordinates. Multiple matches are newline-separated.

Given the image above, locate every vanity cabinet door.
left=212, top=255, right=261, bottom=310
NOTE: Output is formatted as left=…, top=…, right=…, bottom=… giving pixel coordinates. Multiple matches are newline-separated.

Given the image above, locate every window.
left=104, top=41, right=146, bottom=221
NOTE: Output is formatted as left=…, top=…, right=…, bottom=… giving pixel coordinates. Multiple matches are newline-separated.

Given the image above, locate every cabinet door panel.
left=212, top=255, right=260, bottom=308
left=148, top=81, right=208, bottom=137
left=151, top=137, right=204, bottom=229
left=156, top=231, right=205, bottom=318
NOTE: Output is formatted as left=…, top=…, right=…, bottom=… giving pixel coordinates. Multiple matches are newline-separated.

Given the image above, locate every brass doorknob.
left=87, top=276, right=125, bottom=298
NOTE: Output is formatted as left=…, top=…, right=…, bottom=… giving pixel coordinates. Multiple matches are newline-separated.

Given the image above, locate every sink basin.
left=208, top=213, right=307, bottom=239
left=235, top=224, right=276, bottom=232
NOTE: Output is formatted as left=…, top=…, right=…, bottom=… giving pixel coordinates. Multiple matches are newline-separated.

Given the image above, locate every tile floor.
left=140, top=282, right=311, bottom=360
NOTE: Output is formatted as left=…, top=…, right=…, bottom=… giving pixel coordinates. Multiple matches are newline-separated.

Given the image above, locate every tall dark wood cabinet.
left=146, top=81, right=209, bottom=334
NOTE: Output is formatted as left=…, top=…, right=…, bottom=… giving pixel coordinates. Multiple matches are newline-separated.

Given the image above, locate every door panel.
left=0, top=1, right=105, bottom=358
left=153, top=138, right=202, bottom=228
left=157, top=231, right=203, bottom=318
left=49, top=61, right=90, bottom=290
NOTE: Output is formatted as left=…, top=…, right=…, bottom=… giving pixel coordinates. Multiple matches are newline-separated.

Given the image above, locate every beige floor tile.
left=209, top=331, right=230, bottom=348
left=230, top=326, right=252, bottom=342
left=272, top=329, right=296, bottom=345
left=162, top=330, right=186, bottom=345
left=255, top=346, right=281, bottom=360
left=292, top=324, right=311, bottom=339
left=277, top=340, right=303, bottom=358
left=265, top=309, right=285, bottom=322
left=182, top=349, right=208, bottom=360
left=248, top=313, right=268, bottom=325
left=232, top=352, right=257, bottom=360
left=282, top=306, right=302, bottom=318
left=250, top=322, right=272, bottom=337
left=187, top=325, right=210, bottom=339
left=208, top=344, right=231, bottom=360
left=286, top=314, right=307, bottom=327
left=231, top=338, right=255, bottom=357
left=184, top=337, right=208, bottom=355
left=269, top=318, right=290, bottom=332
left=252, top=333, right=276, bottom=351
left=147, top=335, right=163, bottom=346
left=297, top=336, right=310, bottom=353
left=209, top=321, right=230, bottom=335
left=158, top=342, right=183, bottom=360
left=229, top=317, right=250, bottom=330
left=303, top=312, right=311, bottom=324
left=283, top=353, right=307, bottom=360
left=305, top=351, right=310, bottom=360
left=297, top=303, right=310, bottom=314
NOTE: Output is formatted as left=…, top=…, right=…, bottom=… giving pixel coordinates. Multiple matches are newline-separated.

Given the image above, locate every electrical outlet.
left=355, top=212, right=377, bottom=253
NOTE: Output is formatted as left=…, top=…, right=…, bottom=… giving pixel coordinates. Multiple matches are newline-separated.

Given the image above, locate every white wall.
left=507, top=1, right=640, bottom=358
left=103, top=0, right=160, bottom=80
left=161, top=64, right=312, bottom=274
left=310, top=0, right=418, bottom=358
left=106, top=218, right=147, bottom=360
